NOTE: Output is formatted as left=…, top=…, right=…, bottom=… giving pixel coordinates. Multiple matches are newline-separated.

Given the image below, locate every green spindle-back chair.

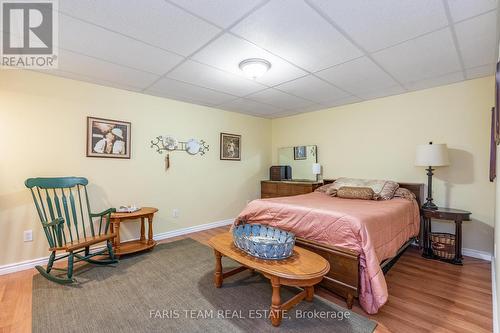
left=25, top=177, right=118, bottom=284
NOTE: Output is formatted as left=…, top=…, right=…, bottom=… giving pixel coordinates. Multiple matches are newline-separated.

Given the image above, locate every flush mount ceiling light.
left=238, top=58, right=271, bottom=79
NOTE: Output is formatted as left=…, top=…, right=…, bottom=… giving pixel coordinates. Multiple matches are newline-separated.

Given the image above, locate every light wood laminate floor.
left=0, top=226, right=492, bottom=333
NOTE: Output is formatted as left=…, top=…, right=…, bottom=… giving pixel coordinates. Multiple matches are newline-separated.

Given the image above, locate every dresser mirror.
left=277, top=145, right=318, bottom=181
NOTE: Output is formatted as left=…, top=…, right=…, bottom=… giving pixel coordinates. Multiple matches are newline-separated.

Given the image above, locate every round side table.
left=110, top=207, right=158, bottom=256
left=421, top=207, right=471, bottom=265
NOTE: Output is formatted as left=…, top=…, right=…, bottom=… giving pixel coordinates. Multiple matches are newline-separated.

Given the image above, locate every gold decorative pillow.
left=394, top=188, right=416, bottom=200
left=337, top=186, right=374, bottom=200
left=325, top=187, right=338, bottom=197
left=331, top=177, right=399, bottom=200
left=314, top=183, right=333, bottom=193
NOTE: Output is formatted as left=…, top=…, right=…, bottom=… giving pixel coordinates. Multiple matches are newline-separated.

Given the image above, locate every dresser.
left=261, top=180, right=323, bottom=198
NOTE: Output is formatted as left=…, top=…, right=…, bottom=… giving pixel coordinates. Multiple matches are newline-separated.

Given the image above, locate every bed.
left=234, top=180, right=424, bottom=314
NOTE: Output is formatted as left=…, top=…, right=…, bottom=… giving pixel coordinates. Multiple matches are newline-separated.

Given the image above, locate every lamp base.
left=422, top=201, right=438, bottom=210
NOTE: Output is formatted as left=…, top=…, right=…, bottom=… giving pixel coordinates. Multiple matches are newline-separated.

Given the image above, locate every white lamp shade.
left=312, top=163, right=321, bottom=175
left=415, top=143, right=450, bottom=167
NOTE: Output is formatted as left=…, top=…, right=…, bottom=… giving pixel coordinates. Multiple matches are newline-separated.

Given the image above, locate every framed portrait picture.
left=294, top=146, right=307, bottom=160
left=220, top=133, right=241, bottom=161
left=495, top=62, right=500, bottom=145
left=86, top=116, right=131, bottom=159
left=491, top=107, right=497, bottom=182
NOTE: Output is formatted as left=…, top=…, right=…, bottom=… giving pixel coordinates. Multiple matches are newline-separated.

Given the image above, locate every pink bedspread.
left=235, top=192, right=420, bottom=314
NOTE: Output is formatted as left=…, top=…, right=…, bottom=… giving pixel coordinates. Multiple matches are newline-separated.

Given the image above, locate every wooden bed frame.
left=295, top=180, right=424, bottom=309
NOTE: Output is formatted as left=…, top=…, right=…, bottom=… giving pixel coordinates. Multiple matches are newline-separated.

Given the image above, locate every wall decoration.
left=490, top=107, right=496, bottom=182
left=294, top=146, right=307, bottom=160
left=495, top=62, right=500, bottom=145
left=86, top=117, right=131, bottom=159
left=220, top=133, right=241, bottom=161
left=150, top=135, right=209, bottom=170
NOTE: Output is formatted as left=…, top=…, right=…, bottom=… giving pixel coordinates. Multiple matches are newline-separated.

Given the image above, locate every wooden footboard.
left=295, top=237, right=359, bottom=309
left=296, top=237, right=416, bottom=309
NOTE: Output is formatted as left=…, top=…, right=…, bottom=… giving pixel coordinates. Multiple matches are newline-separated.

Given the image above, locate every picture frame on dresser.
left=294, top=146, right=307, bottom=160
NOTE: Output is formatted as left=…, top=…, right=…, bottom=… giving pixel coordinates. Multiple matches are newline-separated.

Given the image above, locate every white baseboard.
left=0, top=218, right=234, bottom=276
left=462, top=248, right=492, bottom=261
left=0, top=255, right=55, bottom=276
left=493, top=258, right=498, bottom=333
left=153, top=218, right=233, bottom=241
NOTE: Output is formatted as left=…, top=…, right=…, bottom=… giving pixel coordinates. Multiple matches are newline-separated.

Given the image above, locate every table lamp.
left=312, top=163, right=321, bottom=181
left=415, top=142, right=449, bottom=210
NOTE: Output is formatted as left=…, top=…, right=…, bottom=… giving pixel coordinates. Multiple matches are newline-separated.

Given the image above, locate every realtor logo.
left=1, top=0, right=58, bottom=68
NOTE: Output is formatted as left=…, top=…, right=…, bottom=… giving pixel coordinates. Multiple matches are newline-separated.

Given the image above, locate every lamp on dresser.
left=312, top=163, right=321, bottom=181
left=415, top=142, right=450, bottom=210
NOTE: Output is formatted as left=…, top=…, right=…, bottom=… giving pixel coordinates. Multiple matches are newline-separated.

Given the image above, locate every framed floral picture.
left=86, top=116, right=131, bottom=159
left=220, top=133, right=241, bottom=161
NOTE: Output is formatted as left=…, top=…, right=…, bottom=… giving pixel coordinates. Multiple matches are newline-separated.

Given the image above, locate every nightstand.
left=421, top=207, right=471, bottom=265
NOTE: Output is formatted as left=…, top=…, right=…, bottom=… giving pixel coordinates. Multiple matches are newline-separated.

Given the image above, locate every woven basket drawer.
left=430, top=232, right=455, bottom=260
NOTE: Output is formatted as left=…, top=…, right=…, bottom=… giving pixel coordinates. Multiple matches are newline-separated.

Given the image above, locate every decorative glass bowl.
left=232, top=223, right=295, bottom=260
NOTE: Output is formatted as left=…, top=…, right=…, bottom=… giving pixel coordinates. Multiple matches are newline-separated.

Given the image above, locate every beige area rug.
left=33, top=238, right=377, bottom=333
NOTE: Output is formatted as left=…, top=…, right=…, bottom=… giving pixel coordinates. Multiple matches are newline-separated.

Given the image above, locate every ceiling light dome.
left=239, top=58, right=271, bottom=79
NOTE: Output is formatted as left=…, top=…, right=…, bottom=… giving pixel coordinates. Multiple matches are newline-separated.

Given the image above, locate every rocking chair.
left=25, top=177, right=118, bottom=284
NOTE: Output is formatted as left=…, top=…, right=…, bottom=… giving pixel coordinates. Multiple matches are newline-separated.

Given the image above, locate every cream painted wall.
left=272, top=77, right=495, bottom=253
left=0, top=70, right=271, bottom=266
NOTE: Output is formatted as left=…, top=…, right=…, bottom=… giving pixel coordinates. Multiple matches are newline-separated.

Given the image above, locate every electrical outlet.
left=24, top=230, right=33, bottom=242
left=172, top=209, right=179, bottom=218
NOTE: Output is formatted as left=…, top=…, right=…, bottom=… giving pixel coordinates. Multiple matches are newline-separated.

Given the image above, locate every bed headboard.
left=323, top=179, right=425, bottom=207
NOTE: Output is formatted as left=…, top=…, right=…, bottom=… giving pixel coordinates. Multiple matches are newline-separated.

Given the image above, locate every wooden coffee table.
left=208, top=232, right=330, bottom=327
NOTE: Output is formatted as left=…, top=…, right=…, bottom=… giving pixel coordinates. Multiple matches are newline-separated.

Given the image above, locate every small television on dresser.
left=270, top=165, right=292, bottom=181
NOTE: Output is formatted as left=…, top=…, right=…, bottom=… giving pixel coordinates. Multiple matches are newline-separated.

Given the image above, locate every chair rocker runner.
left=25, top=177, right=118, bottom=284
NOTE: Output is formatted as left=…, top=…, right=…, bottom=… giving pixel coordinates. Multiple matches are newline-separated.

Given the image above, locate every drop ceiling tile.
left=308, top=0, right=448, bottom=52
left=59, top=14, right=184, bottom=75
left=218, top=98, right=284, bottom=116
left=53, top=49, right=160, bottom=90
left=274, top=75, right=349, bottom=103
left=371, top=28, right=462, bottom=83
left=465, top=64, right=496, bottom=79
left=167, top=60, right=266, bottom=96
left=355, top=85, right=406, bottom=100
left=404, top=71, right=464, bottom=91
left=316, top=57, right=398, bottom=95
left=58, top=0, right=221, bottom=56
left=447, top=0, right=497, bottom=22
left=247, top=88, right=318, bottom=110
left=454, top=11, right=497, bottom=69
left=146, top=77, right=237, bottom=106
left=231, top=0, right=362, bottom=72
left=192, top=33, right=307, bottom=86
left=168, top=0, right=263, bottom=28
